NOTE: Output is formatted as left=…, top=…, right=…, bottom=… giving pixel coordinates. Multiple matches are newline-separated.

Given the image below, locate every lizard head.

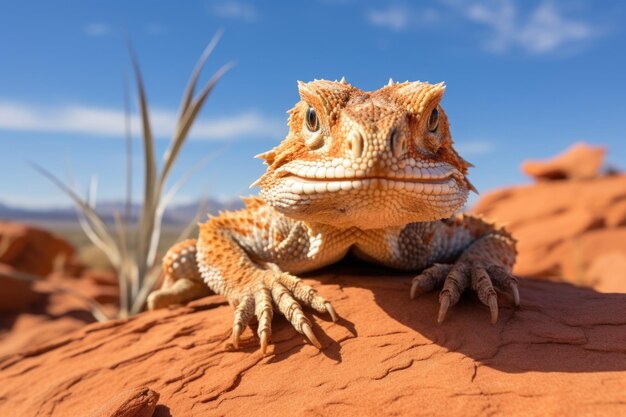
left=254, top=79, right=474, bottom=229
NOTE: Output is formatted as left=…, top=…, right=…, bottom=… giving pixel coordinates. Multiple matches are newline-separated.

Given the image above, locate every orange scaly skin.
left=147, top=79, right=519, bottom=354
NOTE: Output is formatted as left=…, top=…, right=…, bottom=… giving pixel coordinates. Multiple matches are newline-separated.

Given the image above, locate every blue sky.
left=1, top=0, right=625, bottom=208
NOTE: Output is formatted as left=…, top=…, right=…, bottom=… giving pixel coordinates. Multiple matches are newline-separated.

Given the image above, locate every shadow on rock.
left=313, top=262, right=626, bottom=374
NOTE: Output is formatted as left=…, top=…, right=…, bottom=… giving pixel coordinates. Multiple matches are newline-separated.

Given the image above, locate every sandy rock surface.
left=0, top=273, right=119, bottom=358
left=1, top=269, right=625, bottom=416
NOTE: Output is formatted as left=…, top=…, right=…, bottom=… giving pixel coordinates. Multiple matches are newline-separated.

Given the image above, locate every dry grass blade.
left=87, top=176, right=98, bottom=208
left=146, top=56, right=232, bottom=272
left=113, top=210, right=131, bottom=316
left=75, top=212, right=116, bottom=264
left=130, top=267, right=162, bottom=315
left=123, top=74, right=134, bottom=226
left=178, top=29, right=223, bottom=116
left=160, top=61, right=234, bottom=185
left=146, top=150, right=223, bottom=268
left=4, top=269, right=111, bottom=322
left=73, top=178, right=121, bottom=267
left=161, top=149, right=224, bottom=212
left=32, top=163, right=121, bottom=266
left=128, top=43, right=157, bottom=198
left=128, top=41, right=158, bottom=278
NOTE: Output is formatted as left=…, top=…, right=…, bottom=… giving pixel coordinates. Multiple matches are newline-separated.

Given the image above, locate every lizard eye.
left=305, top=106, right=320, bottom=132
left=427, top=107, right=439, bottom=132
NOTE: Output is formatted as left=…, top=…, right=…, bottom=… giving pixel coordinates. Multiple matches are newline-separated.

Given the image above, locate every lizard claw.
left=231, top=324, right=243, bottom=349
left=325, top=302, right=339, bottom=322
left=412, top=261, right=520, bottom=324
left=510, top=282, right=520, bottom=307
left=437, top=292, right=451, bottom=324
left=410, top=280, right=419, bottom=300
left=228, top=269, right=335, bottom=354
left=488, top=294, right=498, bottom=324
left=411, top=264, right=454, bottom=300
left=301, top=322, right=322, bottom=349
left=260, top=329, right=269, bottom=355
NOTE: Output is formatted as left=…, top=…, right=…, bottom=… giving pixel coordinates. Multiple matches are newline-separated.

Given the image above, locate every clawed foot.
left=229, top=269, right=338, bottom=354
left=410, top=262, right=519, bottom=324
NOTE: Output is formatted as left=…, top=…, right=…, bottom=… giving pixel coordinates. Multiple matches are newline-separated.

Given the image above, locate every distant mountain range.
left=0, top=198, right=244, bottom=227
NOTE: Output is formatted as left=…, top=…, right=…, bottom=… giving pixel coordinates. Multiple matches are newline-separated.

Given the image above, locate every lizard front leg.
left=148, top=239, right=212, bottom=310
left=196, top=215, right=337, bottom=354
left=403, top=215, right=519, bottom=323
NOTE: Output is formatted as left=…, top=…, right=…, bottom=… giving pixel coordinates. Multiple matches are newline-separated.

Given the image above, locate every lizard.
left=147, top=79, right=519, bottom=354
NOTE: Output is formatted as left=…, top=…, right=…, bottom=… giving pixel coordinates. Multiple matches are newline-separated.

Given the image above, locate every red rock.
left=512, top=207, right=603, bottom=253
left=83, top=269, right=119, bottom=287
left=582, top=251, right=626, bottom=293
left=49, top=269, right=120, bottom=306
left=473, top=169, right=626, bottom=289
left=545, top=229, right=626, bottom=281
left=521, top=142, right=606, bottom=181
left=0, top=272, right=625, bottom=416
left=0, top=280, right=98, bottom=358
left=606, top=199, right=626, bottom=228
left=0, top=224, right=28, bottom=264
left=0, top=269, right=123, bottom=359
left=0, top=269, right=118, bottom=358
left=0, top=264, right=44, bottom=311
left=474, top=176, right=626, bottom=228
left=0, top=222, right=121, bottom=354
left=0, top=222, right=75, bottom=277
left=84, top=387, right=159, bottom=417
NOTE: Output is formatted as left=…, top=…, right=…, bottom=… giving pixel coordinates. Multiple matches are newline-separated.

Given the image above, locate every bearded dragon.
left=147, top=79, right=519, bottom=354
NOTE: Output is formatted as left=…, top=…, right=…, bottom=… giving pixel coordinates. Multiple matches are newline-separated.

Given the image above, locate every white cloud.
left=210, top=1, right=258, bottom=21
left=455, top=140, right=496, bottom=156
left=366, top=1, right=596, bottom=54
left=0, top=100, right=285, bottom=141
left=84, top=23, right=111, bottom=37
left=366, top=6, right=410, bottom=31
left=366, top=5, right=440, bottom=32
left=464, top=0, right=595, bottom=53
left=518, top=3, right=593, bottom=53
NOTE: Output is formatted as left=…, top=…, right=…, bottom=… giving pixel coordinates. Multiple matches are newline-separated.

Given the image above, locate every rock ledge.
left=1, top=269, right=625, bottom=416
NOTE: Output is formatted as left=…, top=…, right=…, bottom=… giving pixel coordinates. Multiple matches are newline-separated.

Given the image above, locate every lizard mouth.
left=271, top=161, right=466, bottom=195
left=281, top=173, right=462, bottom=195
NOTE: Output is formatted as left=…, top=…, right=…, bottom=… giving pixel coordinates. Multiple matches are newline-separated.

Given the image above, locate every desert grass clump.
left=31, top=33, right=232, bottom=319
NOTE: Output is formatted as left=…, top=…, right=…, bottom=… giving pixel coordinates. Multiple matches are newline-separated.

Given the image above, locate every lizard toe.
left=231, top=295, right=254, bottom=348
left=270, top=280, right=322, bottom=350
left=275, top=270, right=339, bottom=322
left=471, top=266, right=499, bottom=323
left=254, top=286, right=273, bottom=354
left=410, top=263, right=453, bottom=299
left=486, top=265, right=521, bottom=307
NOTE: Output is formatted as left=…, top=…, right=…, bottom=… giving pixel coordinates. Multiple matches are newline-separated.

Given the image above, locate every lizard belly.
left=271, top=225, right=358, bottom=275
left=351, top=226, right=423, bottom=271
left=278, top=247, right=350, bottom=275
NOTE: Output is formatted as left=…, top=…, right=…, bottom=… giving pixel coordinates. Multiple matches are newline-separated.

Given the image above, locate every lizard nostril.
left=348, top=130, right=364, bottom=158
left=390, top=128, right=406, bottom=158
